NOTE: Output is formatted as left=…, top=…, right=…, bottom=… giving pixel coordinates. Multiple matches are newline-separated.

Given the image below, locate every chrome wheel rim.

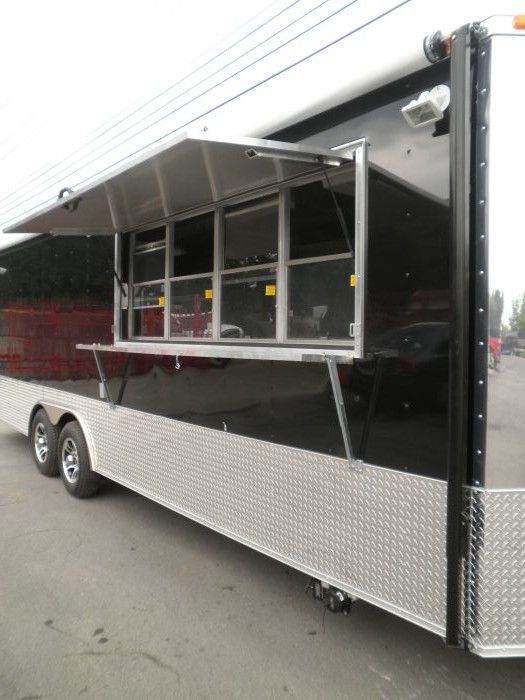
left=61, top=438, right=80, bottom=484
left=34, top=423, right=49, bottom=463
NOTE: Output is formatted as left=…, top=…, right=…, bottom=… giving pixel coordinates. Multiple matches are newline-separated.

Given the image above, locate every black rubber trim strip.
left=446, top=23, right=473, bottom=649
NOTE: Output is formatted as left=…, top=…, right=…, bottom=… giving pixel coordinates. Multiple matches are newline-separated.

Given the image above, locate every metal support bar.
left=116, top=355, right=132, bottom=406
left=446, top=23, right=473, bottom=649
left=358, top=355, right=384, bottom=460
left=93, top=350, right=114, bottom=407
left=325, top=355, right=357, bottom=469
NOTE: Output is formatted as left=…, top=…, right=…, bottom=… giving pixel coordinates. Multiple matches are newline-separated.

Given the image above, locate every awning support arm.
left=93, top=350, right=114, bottom=407
left=325, top=355, right=358, bottom=470
left=358, top=354, right=385, bottom=460
left=116, top=355, right=132, bottom=405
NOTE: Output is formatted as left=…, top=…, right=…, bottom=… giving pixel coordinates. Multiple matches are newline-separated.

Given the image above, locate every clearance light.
left=513, top=15, right=525, bottom=30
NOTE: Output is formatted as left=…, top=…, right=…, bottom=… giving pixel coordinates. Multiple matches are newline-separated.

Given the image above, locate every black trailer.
left=0, top=13, right=524, bottom=657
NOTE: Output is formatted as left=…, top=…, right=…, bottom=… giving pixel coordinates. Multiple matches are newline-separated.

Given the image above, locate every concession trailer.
left=0, top=3, right=524, bottom=656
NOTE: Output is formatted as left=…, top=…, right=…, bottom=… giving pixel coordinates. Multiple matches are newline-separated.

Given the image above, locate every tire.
left=58, top=421, right=100, bottom=498
left=30, top=409, right=59, bottom=477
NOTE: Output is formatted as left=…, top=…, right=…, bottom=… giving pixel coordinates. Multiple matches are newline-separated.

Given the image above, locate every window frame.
left=118, top=138, right=367, bottom=357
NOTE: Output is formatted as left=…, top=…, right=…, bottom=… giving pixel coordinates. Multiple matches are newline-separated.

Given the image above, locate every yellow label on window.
left=265, top=284, right=276, bottom=296
left=349, top=274, right=356, bottom=287
left=158, top=296, right=165, bottom=306
left=205, top=288, right=213, bottom=300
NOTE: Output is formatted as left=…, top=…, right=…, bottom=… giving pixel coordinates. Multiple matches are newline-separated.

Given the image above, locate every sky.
left=0, top=0, right=274, bottom=194
left=0, top=0, right=523, bottom=320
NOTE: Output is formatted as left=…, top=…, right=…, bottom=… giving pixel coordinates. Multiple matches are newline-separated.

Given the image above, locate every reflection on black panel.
left=288, top=258, right=354, bottom=339
left=170, top=278, right=212, bottom=338
left=132, top=283, right=165, bottom=337
left=224, top=198, right=278, bottom=269
left=290, top=178, right=355, bottom=259
left=221, top=268, right=276, bottom=339
left=173, top=213, right=214, bottom=277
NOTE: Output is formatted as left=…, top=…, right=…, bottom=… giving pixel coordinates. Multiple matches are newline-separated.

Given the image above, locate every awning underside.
left=4, top=133, right=352, bottom=235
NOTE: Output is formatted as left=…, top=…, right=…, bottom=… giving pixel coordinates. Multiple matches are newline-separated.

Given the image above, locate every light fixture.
left=401, top=84, right=450, bottom=128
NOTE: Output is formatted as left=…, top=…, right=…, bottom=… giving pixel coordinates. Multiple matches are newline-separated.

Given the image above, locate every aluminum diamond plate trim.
left=0, top=376, right=447, bottom=634
left=465, top=488, right=525, bottom=656
left=0, top=377, right=42, bottom=434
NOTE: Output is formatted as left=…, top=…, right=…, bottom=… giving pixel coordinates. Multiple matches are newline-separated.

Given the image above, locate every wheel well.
left=28, top=405, right=77, bottom=434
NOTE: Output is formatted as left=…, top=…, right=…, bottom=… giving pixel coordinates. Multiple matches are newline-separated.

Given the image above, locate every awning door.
left=4, top=132, right=353, bottom=235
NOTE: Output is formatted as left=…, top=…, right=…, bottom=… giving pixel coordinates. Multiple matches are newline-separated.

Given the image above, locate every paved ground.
left=1, top=419, right=524, bottom=699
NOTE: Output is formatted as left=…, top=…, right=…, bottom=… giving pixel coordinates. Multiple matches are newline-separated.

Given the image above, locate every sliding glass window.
left=170, top=212, right=214, bottom=339
left=131, top=227, right=166, bottom=338
left=220, top=197, right=278, bottom=340
left=123, top=161, right=360, bottom=348
left=287, top=175, right=355, bottom=341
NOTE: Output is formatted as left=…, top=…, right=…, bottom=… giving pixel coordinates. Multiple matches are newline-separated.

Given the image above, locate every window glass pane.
left=288, top=259, right=354, bottom=340
left=224, top=198, right=278, bottom=269
left=133, top=283, right=165, bottom=337
left=133, top=228, right=166, bottom=283
left=221, top=268, right=276, bottom=339
left=170, top=278, right=213, bottom=338
left=290, top=177, right=355, bottom=260
left=173, top=213, right=214, bottom=276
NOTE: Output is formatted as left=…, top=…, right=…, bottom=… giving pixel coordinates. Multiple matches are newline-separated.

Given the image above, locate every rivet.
left=476, top=449, right=482, bottom=456
left=474, top=480, right=480, bottom=486
left=481, top=50, right=486, bottom=56
left=479, top=341, right=484, bottom=346
left=477, top=414, right=483, bottom=420
left=479, top=199, right=485, bottom=205
left=479, top=308, right=484, bottom=313
left=479, top=270, right=485, bottom=275
left=481, top=125, right=487, bottom=131
left=480, top=162, right=486, bottom=167
left=478, top=379, right=484, bottom=385
left=480, top=88, right=487, bottom=95
left=480, top=234, right=485, bottom=240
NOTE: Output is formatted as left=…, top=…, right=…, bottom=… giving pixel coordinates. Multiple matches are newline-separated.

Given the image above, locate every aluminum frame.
left=119, top=138, right=367, bottom=361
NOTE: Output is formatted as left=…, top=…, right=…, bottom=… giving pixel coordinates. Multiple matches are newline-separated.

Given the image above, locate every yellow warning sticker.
left=265, top=284, right=276, bottom=296
left=349, top=274, right=356, bottom=287
left=205, top=288, right=213, bottom=300
left=158, top=296, right=165, bottom=306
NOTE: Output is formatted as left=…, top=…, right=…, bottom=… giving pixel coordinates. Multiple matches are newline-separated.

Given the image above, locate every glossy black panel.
left=0, top=64, right=451, bottom=480
left=0, top=236, right=122, bottom=393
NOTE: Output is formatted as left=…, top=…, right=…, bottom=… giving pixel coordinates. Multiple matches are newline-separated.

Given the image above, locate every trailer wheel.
left=58, top=421, right=100, bottom=498
left=30, top=409, right=59, bottom=476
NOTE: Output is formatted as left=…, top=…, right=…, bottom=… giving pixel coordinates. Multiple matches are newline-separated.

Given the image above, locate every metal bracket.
left=325, top=355, right=360, bottom=471
left=93, top=350, right=133, bottom=408
left=93, top=350, right=115, bottom=407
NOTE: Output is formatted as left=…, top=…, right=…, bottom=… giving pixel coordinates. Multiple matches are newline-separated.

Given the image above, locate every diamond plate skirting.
left=465, top=488, right=525, bottom=656
left=0, top=376, right=448, bottom=633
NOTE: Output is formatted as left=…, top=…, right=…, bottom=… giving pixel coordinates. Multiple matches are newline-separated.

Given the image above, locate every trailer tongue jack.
left=306, top=579, right=356, bottom=615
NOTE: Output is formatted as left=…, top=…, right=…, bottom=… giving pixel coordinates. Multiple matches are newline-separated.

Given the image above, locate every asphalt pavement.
left=1, top=419, right=524, bottom=699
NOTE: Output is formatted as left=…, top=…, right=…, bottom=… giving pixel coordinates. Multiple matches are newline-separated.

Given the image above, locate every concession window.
left=4, top=132, right=368, bottom=467
left=4, top=131, right=367, bottom=361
